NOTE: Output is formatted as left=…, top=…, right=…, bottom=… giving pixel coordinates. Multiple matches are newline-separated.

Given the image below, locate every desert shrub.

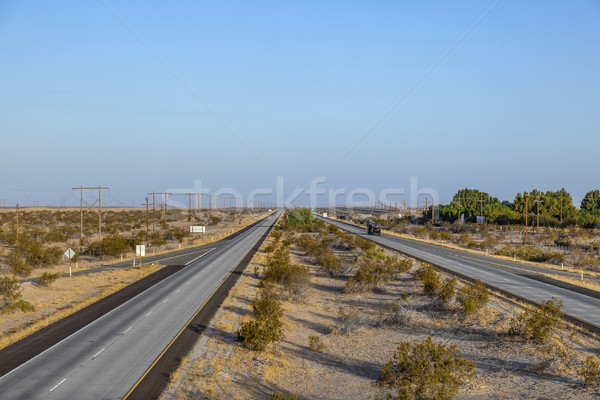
left=437, top=278, right=457, bottom=305
left=380, top=256, right=412, bottom=280
left=458, top=279, right=489, bottom=315
left=316, top=251, right=344, bottom=277
left=355, top=237, right=376, bottom=252
left=580, top=354, right=600, bottom=387
left=263, top=247, right=310, bottom=295
left=11, top=238, right=63, bottom=267
left=208, top=215, right=221, bottom=225
left=336, top=306, right=366, bottom=334
left=8, top=255, right=33, bottom=277
left=379, top=336, right=475, bottom=400
left=496, top=245, right=565, bottom=264
left=272, top=230, right=282, bottom=243
left=0, top=276, right=22, bottom=303
left=264, top=241, right=278, bottom=253
left=413, top=226, right=429, bottom=238
left=401, top=292, right=409, bottom=301
left=508, top=297, right=563, bottom=344
left=1, top=299, right=35, bottom=313
left=281, top=238, right=292, bottom=246
left=168, top=227, right=191, bottom=243
left=345, top=260, right=380, bottom=293
left=379, top=301, right=416, bottom=327
left=365, top=247, right=386, bottom=260
left=267, top=392, right=298, bottom=400
left=237, top=288, right=284, bottom=351
left=39, top=272, right=58, bottom=287
left=415, top=265, right=441, bottom=295
left=308, top=335, right=326, bottom=352
left=86, top=235, right=136, bottom=258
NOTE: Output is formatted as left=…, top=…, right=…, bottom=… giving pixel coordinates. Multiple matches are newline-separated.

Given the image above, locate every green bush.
left=344, top=260, right=380, bottom=293
left=86, top=235, right=136, bottom=258
left=264, top=241, right=278, bottom=253
left=316, top=252, right=344, bottom=277
left=379, top=337, right=475, bottom=400
left=267, top=392, right=298, bottom=400
left=11, top=238, right=63, bottom=267
left=0, top=276, right=22, bottom=303
left=459, top=280, right=489, bottom=315
left=508, top=297, right=563, bottom=344
left=580, top=354, right=600, bottom=387
left=263, top=247, right=310, bottom=295
left=415, top=265, right=441, bottom=295
left=39, top=272, right=58, bottom=287
left=237, top=288, right=284, bottom=351
left=9, top=256, right=33, bottom=277
left=437, top=278, right=457, bottom=305
left=1, top=299, right=35, bottom=313
left=308, top=335, right=326, bottom=352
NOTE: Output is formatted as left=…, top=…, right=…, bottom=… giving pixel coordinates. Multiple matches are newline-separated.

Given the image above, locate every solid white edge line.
left=50, top=378, right=67, bottom=392
left=92, top=348, right=105, bottom=359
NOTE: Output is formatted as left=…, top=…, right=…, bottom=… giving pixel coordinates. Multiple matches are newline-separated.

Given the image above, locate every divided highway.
left=319, top=216, right=600, bottom=329
left=0, top=211, right=281, bottom=400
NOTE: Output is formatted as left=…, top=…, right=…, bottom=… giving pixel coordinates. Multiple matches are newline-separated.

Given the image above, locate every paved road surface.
left=319, top=216, right=600, bottom=328
left=0, top=211, right=281, bottom=400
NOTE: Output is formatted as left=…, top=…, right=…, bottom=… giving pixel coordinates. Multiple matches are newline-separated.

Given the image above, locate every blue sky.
left=1, top=1, right=599, bottom=207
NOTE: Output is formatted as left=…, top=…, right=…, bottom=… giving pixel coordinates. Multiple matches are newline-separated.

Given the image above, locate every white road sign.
left=190, top=226, right=205, bottom=233
left=136, top=245, right=146, bottom=257
left=64, top=248, right=76, bottom=260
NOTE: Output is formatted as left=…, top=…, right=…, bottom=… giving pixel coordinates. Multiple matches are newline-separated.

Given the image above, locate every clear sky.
left=1, top=1, right=598, bottom=207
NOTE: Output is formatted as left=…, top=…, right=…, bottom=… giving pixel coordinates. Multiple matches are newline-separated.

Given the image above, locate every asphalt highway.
left=319, top=216, right=600, bottom=328
left=0, top=211, right=281, bottom=400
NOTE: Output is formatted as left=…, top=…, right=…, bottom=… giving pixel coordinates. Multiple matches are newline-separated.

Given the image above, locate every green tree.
left=581, top=190, right=600, bottom=213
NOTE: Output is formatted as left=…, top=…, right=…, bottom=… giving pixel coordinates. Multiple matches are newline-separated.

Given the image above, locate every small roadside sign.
left=136, top=245, right=146, bottom=257
left=190, top=226, right=206, bottom=233
left=64, top=248, right=76, bottom=260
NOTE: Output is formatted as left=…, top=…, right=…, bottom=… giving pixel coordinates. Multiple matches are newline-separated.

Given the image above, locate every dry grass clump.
left=378, top=301, right=417, bottom=327
left=334, top=306, right=367, bottom=335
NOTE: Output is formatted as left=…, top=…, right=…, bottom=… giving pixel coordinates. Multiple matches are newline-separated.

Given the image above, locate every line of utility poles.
left=72, top=186, right=110, bottom=246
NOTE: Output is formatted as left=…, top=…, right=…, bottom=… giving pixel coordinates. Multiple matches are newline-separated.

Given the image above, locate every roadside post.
left=65, top=248, right=76, bottom=277
left=136, top=245, right=145, bottom=267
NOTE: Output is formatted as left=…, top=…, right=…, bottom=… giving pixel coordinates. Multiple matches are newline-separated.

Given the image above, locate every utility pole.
left=142, top=197, right=150, bottom=246
left=425, top=197, right=428, bottom=221
left=15, top=203, right=19, bottom=244
left=480, top=194, right=484, bottom=222
left=184, top=193, right=195, bottom=222
left=72, top=186, right=110, bottom=244
left=0, top=199, right=6, bottom=208
left=535, top=195, right=541, bottom=232
left=524, top=194, right=529, bottom=244
left=560, top=197, right=563, bottom=224
left=148, top=192, right=157, bottom=232
left=431, top=197, right=434, bottom=224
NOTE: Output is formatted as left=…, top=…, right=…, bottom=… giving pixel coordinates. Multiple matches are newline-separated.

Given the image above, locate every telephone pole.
left=142, top=197, right=150, bottom=246
left=0, top=199, right=6, bottom=208
left=478, top=193, right=484, bottom=224
left=148, top=192, right=158, bottom=232
left=72, top=186, right=110, bottom=244
left=15, top=203, right=19, bottom=244
left=184, top=193, right=195, bottom=222
left=151, top=192, right=173, bottom=238
left=535, top=195, right=542, bottom=232
left=524, top=194, right=529, bottom=244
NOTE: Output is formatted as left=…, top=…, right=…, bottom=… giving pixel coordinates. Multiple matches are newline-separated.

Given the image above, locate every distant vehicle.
left=322, top=212, right=328, bottom=218
left=367, top=220, right=380, bottom=235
